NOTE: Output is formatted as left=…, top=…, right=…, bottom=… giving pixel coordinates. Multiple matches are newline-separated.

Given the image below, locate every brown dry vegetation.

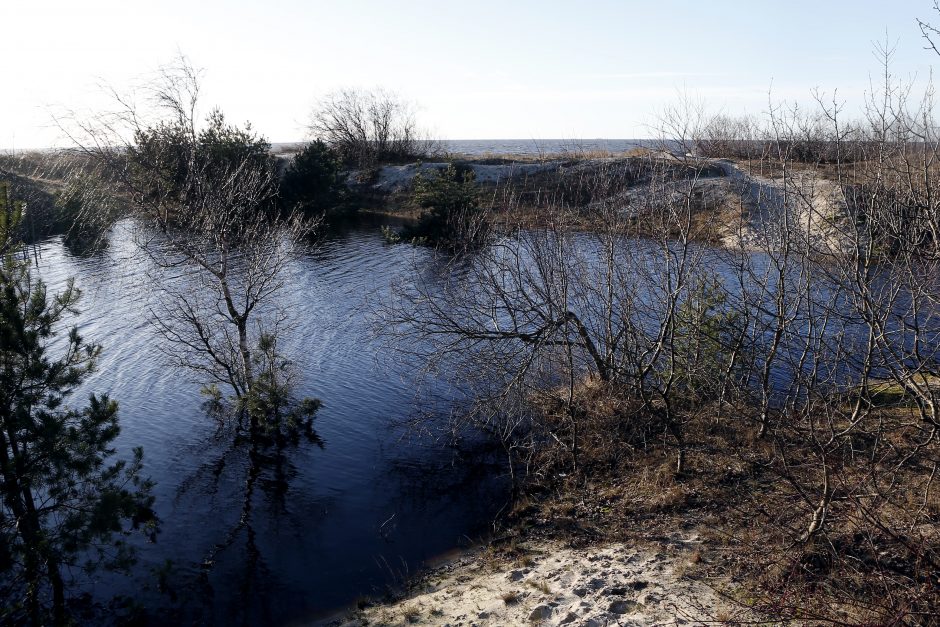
left=495, top=377, right=939, bottom=625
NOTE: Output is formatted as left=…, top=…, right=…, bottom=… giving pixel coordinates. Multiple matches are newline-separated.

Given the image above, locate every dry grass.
left=356, top=150, right=749, bottom=249
left=401, top=604, right=421, bottom=623
left=527, top=579, right=552, bottom=595
left=865, top=374, right=940, bottom=407
left=498, top=375, right=940, bottom=624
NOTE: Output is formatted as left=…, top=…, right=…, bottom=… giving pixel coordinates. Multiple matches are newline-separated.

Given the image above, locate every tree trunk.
left=237, top=319, right=253, bottom=391
left=0, top=426, right=47, bottom=625
left=48, top=556, right=66, bottom=626
left=567, top=312, right=610, bottom=382
left=802, top=466, right=832, bottom=542
left=237, top=318, right=256, bottom=438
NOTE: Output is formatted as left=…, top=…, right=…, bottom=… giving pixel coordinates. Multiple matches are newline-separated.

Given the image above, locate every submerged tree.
left=0, top=183, right=156, bottom=625
left=57, top=59, right=325, bottom=620
left=63, top=58, right=320, bottom=445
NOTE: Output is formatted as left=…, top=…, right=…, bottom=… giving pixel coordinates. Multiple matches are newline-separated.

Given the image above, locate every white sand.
left=324, top=535, right=747, bottom=626
left=350, top=161, right=560, bottom=193
left=713, top=159, right=854, bottom=255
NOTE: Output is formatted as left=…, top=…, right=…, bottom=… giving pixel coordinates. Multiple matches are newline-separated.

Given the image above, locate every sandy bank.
left=323, top=534, right=748, bottom=626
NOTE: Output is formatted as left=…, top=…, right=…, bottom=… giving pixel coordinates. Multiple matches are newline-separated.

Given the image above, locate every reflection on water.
left=33, top=222, right=509, bottom=625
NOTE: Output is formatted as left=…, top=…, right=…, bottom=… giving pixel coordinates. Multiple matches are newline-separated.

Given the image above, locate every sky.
left=4, top=0, right=940, bottom=148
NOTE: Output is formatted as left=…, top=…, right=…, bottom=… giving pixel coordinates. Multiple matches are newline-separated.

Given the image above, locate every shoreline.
left=320, top=534, right=748, bottom=626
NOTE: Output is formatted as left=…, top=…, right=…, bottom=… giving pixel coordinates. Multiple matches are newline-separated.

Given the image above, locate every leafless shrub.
left=693, top=113, right=764, bottom=160
left=308, top=88, right=442, bottom=167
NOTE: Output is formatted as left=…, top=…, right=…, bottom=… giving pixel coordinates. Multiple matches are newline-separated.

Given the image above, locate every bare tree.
left=59, top=58, right=319, bottom=441
left=383, top=124, right=732, bottom=475
left=309, top=88, right=439, bottom=167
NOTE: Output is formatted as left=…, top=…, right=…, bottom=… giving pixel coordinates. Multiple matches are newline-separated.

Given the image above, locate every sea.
left=271, top=139, right=659, bottom=158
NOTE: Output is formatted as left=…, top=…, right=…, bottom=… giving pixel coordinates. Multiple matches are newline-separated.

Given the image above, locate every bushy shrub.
left=1, top=154, right=121, bottom=247
left=52, top=173, right=122, bottom=249
left=130, top=108, right=278, bottom=222
left=279, top=140, right=351, bottom=221
left=398, top=164, right=490, bottom=251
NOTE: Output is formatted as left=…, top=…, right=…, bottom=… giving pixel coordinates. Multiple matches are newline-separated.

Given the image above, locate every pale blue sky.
left=4, top=0, right=940, bottom=147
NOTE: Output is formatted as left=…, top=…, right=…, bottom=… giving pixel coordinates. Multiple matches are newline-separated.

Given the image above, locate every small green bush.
left=398, top=164, right=490, bottom=251
left=670, top=276, right=745, bottom=403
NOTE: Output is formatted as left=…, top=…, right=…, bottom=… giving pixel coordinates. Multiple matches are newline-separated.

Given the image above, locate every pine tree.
left=0, top=182, right=156, bottom=625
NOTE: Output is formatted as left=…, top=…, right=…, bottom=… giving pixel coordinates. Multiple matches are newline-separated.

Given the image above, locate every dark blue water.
left=33, top=224, right=509, bottom=625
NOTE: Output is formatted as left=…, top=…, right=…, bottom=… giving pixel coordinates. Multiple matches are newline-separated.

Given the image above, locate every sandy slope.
left=713, top=159, right=854, bottom=255
left=324, top=535, right=745, bottom=627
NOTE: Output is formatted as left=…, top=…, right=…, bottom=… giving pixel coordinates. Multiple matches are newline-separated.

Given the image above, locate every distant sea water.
left=270, top=139, right=662, bottom=158
left=442, top=138, right=658, bottom=157
left=5, top=139, right=662, bottom=158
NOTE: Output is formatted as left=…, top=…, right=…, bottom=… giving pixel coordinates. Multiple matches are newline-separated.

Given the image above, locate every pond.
left=34, top=222, right=509, bottom=625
